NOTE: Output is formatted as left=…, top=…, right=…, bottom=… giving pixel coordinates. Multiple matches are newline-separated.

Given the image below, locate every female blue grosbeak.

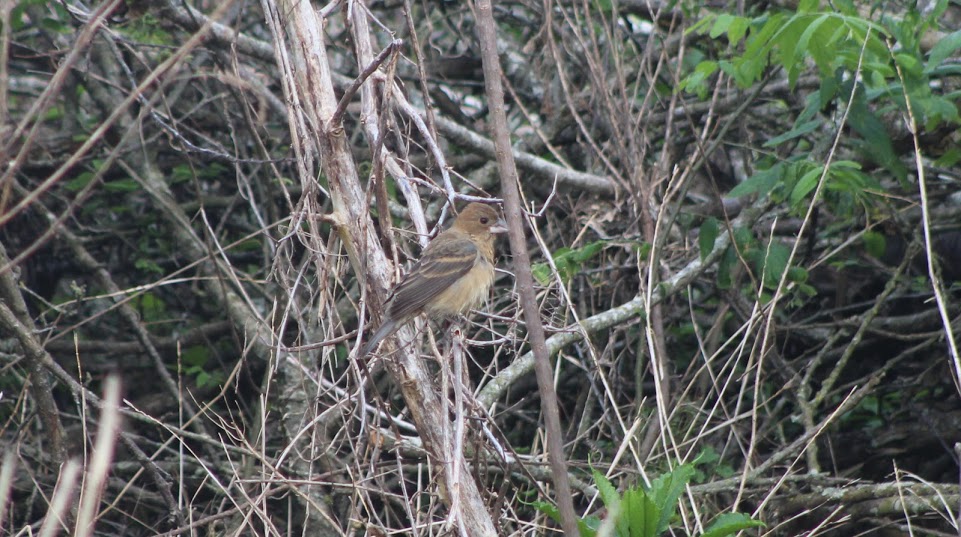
left=361, top=203, right=507, bottom=356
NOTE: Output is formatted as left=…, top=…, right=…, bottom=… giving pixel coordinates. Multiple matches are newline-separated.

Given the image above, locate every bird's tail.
left=359, top=319, right=398, bottom=357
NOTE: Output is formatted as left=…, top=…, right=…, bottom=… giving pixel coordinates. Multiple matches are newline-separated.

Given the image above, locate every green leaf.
left=699, top=217, right=720, bottom=261
left=763, top=119, right=820, bottom=147
left=830, top=160, right=862, bottom=169
left=135, top=292, right=166, bottom=322
left=531, top=263, right=552, bottom=286
left=847, top=88, right=908, bottom=182
left=788, top=166, right=823, bottom=208
left=717, top=246, right=737, bottom=289
left=743, top=13, right=787, bottom=71
left=862, top=231, right=887, bottom=258
left=920, top=95, right=961, bottom=128
left=727, top=17, right=750, bottom=44
left=648, top=463, right=695, bottom=534
left=701, top=513, right=766, bottom=537
left=537, top=242, right=607, bottom=284
left=592, top=470, right=620, bottom=511
left=795, top=14, right=831, bottom=66
left=40, top=16, right=70, bottom=34
left=135, top=258, right=164, bottom=275
left=761, top=242, right=791, bottom=289
left=728, top=164, right=784, bottom=198
left=532, top=501, right=599, bottom=537
left=686, top=15, right=716, bottom=36
left=634, top=242, right=652, bottom=261
left=925, top=30, right=961, bottom=73
left=787, top=266, right=809, bottom=283
left=709, top=14, right=736, bottom=38
left=104, top=179, right=141, bottom=193
left=797, top=282, right=818, bottom=297
left=621, top=488, right=657, bottom=537
left=66, top=171, right=96, bottom=192
left=895, top=52, right=923, bottom=78
left=680, top=61, right=718, bottom=98
left=572, top=241, right=606, bottom=263
left=934, top=148, right=961, bottom=168
left=818, top=74, right=838, bottom=107
left=182, top=345, right=209, bottom=367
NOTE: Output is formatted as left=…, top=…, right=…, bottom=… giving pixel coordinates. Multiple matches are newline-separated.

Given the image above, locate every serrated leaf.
left=622, top=488, right=657, bottom=537
left=592, top=470, right=620, bottom=512
left=648, top=464, right=695, bottom=534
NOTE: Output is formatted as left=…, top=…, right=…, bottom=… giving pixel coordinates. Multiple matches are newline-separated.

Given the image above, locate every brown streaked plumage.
left=361, top=203, right=507, bottom=356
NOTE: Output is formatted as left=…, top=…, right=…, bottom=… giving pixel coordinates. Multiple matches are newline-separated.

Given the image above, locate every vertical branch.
left=471, top=0, right=580, bottom=535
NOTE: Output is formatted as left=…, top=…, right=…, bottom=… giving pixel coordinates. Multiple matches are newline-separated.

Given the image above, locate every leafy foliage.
left=537, top=465, right=763, bottom=536
left=533, top=240, right=608, bottom=285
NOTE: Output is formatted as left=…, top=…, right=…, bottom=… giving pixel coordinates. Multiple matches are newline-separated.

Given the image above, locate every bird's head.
left=453, top=203, right=508, bottom=237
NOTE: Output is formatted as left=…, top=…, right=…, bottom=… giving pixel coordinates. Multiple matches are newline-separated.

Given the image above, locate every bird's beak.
left=491, top=218, right=509, bottom=234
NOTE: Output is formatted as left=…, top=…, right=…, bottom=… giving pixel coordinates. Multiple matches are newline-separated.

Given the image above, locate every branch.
left=329, top=38, right=402, bottom=128
left=477, top=201, right=770, bottom=408
left=472, top=0, right=580, bottom=534
left=434, top=114, right=619, bottom=196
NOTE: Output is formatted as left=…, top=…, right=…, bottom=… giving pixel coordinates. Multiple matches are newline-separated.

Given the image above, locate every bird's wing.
left=386, top=236, right=479, bottom=320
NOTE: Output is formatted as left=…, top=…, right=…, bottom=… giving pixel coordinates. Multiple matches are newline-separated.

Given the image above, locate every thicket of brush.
left=2, top=0, right=961, bottom=535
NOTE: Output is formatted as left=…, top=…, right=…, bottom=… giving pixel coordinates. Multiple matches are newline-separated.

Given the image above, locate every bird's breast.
left=425, top=254, right=495, bottom=317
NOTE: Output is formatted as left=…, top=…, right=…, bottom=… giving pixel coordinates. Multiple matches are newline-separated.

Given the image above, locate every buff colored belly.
left=426, top=256, right=495, bottom=317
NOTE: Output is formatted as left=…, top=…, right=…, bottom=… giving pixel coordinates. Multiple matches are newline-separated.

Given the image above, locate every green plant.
left=180, top=345, right=225, bottom=389
left=532, top=240, right=608, bottom=286
left=536, top=464, right=763, bottom=536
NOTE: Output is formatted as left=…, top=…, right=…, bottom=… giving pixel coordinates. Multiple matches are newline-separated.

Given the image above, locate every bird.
left=360, top=203, right=507, bottom=357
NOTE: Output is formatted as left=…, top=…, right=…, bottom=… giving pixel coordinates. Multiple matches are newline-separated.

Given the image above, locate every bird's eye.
left=480, top=217, right=489, bottom=224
